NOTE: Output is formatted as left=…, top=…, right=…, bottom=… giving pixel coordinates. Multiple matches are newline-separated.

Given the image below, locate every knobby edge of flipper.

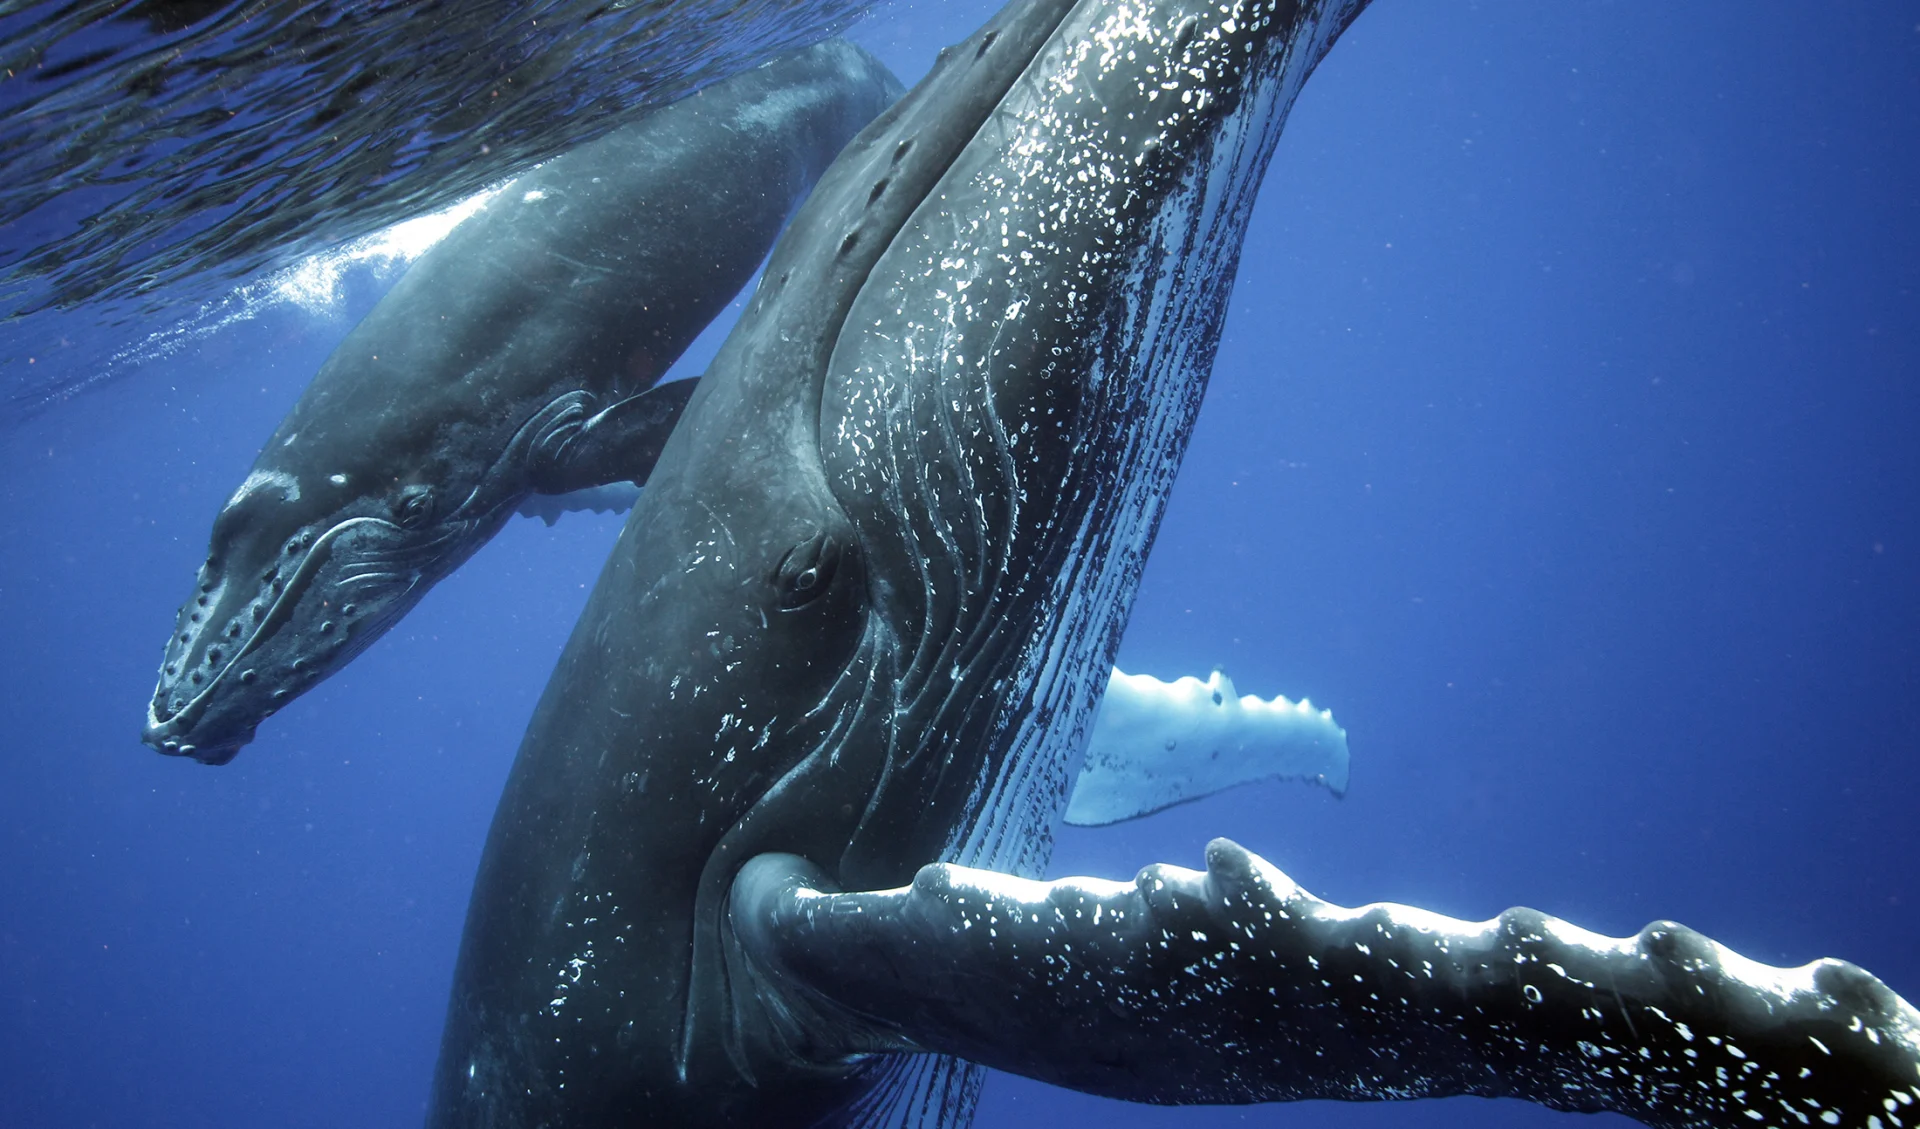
left=514, top=481, right=645, bottom=527
left=1067, top=669, right=1349, bottom=826
left=730, top=839, right=1920, bottom=1129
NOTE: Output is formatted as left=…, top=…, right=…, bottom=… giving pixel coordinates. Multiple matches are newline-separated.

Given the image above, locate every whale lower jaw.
left=143, top=514, right=445, bottom=761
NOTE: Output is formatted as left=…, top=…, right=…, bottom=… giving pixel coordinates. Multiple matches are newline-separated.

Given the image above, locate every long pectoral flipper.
left=731, top=840, right=1920, bottom=1128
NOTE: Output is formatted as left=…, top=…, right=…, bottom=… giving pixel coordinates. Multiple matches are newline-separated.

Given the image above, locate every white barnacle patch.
left=544, top=941, right=596, bottom=1017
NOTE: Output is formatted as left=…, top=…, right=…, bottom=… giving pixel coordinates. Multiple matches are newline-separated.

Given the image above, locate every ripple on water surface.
left=0, top=0, right=870, bottom=317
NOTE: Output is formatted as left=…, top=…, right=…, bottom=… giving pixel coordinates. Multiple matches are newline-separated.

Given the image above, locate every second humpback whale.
left=432, top=0, right=1920, bottom=1126
left=141, top=42, right=902, bottom=764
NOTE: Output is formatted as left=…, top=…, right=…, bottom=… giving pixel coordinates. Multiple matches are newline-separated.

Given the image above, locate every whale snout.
left=142, top=717, right=252, bottom=765
left=145, top=512, right=459, bottom=763
left=143, top=681, right=259, bottom=763
left=145, top=559, right=273, bottom=762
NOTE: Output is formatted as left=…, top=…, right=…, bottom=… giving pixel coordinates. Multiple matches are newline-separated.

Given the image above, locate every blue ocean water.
left=2, top=3, right=1916, bottom=1127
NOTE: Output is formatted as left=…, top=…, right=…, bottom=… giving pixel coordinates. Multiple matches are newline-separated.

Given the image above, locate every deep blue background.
left=2, top=3, right=1916, bottom=1127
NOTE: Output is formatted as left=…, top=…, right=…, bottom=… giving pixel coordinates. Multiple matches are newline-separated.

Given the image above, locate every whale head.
left=141, top=406, right=524, bottom=763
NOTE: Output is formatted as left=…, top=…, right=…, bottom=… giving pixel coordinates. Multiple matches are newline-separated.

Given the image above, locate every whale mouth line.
left=146, top=514, right=424, bottom=746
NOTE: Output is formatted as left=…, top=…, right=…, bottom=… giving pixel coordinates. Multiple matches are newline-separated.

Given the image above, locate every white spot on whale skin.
left=329, top=473, right=348, bottom=486
left=521, top=189, right=547, bottom=203
left=226, top=469, right=300, bottom=510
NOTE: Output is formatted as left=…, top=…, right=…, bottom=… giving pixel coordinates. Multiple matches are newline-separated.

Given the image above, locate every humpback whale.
left=141, top=41, right=902, bottom=764
left=433, top=0, right=1380, bottom=1122
left=430, top=0, right=1919, bottom=1125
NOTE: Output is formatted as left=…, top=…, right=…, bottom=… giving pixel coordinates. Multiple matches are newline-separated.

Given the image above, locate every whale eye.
left=392, top=485, right=434, bottom=529
left=771, top=532, right=845, bottom=612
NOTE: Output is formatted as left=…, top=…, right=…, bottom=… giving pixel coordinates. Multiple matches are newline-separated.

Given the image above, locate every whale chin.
left=183, top=740, right=248, bottom=766
left=144, top=511, right=472, bottom=763
left=143, top=688, right=263, bottom=763
left=155, top=734, right=250, bottom=766
left=141, top=715, right=257, bottom=765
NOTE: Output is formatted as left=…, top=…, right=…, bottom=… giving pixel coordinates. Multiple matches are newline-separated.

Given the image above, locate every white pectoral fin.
left=1064, top=668, right=1349, bottom=827
left=514, top=481, right=644, bottom=527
